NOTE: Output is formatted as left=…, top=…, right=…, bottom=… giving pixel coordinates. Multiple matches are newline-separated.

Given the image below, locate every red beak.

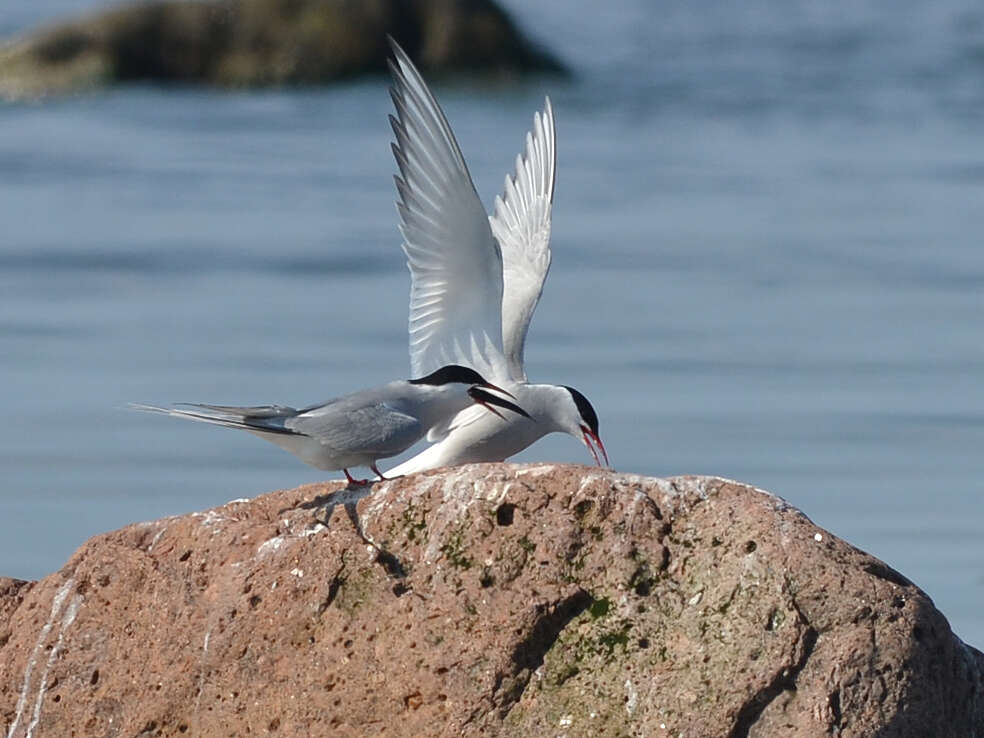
left=581, top=426, right=610, bottom=467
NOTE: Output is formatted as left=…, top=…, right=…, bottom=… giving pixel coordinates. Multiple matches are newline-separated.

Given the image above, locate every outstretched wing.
left=489, top=98, right=556, bottom=382
left=388, top=39, right=508, bottom=381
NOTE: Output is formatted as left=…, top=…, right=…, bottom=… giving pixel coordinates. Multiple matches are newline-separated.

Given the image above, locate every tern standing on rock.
left=384, top=40, right=608, bottom=477
left=134, top=365, right=530, bottom=486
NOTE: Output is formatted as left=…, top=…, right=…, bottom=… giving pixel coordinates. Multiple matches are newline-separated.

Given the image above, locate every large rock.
left=0, top=0, right=566, bottom=98
left=1, top=465, right=982, bottom=737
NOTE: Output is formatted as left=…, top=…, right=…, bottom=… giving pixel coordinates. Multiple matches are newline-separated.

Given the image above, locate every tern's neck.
left=513, top=383, right=576, bottom=434
left=407, top=383, right=474, bottom=428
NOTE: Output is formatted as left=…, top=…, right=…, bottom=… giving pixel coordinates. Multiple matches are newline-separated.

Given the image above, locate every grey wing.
left=182, top=403, right=297, bottom=418
left=288, top=402, right=424, bottom=458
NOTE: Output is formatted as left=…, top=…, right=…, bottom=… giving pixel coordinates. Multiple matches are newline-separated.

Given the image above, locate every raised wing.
left=388, top=39, right=508, bottom=382
left=489, top=98, right=556, bottom=382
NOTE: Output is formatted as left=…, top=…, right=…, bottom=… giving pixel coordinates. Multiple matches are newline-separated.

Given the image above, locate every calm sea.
left=2, top=0, right=982, bottom=646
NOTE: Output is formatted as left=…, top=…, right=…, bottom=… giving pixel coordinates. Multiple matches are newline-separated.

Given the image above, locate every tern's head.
left=555, top=386, right=609, bottom=467
left=409, top=365, right=529, bottom=420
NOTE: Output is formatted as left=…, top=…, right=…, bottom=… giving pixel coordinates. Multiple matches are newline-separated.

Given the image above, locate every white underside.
left=385, top=383, right=562, bottom=476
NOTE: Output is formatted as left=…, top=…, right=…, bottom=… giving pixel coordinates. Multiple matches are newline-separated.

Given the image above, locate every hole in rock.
left=496, top=504, right=516, bottom=526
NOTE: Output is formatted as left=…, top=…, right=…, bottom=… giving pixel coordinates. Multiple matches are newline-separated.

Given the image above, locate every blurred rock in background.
left=0, top=0, right=567, bottom=98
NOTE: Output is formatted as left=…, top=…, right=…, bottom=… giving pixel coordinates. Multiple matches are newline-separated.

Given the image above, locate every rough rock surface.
left=0, top=0, right=565, bottom=98
left=1, top=465, right=982, bottom=737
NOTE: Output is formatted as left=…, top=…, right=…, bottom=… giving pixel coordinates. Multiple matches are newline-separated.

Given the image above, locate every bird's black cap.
left=563, top=386, right=599, bottom=436
left=410, top=365, right=488, bottom=386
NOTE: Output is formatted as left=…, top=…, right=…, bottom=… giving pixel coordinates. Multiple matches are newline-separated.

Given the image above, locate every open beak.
left=468, top=387, right=532, bottom=420
left=581, top=425, right=610, bottom=467
left=478, top=381, right=517, bottom=400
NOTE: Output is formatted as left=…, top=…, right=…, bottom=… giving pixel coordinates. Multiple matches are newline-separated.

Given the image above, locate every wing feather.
left=290, top=403, right=422, bottom=457
left=387, top=40, right=508, bottom=381
left=489, top=98, right=556, bottom=382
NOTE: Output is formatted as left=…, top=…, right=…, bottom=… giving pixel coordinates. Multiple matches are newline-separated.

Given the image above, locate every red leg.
left=370, top=462, right=387, bottom=481
left=343, top=469, right=369, bottom=486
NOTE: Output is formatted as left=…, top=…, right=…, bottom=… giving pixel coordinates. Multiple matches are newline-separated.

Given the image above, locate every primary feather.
left=490, top=99, right=556, bottom=383
left=388, top=42, right=507, bottom=382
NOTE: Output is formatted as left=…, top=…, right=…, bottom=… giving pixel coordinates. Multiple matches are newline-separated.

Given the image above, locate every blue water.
left=2, top=1, right=982, bottom=646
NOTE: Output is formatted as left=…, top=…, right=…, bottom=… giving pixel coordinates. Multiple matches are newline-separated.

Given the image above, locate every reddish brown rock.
left=1, top=466, right=982, bottom=737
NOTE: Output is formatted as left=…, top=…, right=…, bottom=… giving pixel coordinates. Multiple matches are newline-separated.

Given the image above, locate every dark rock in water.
left=1, top=465, right=982, bottom=736
left=0, top=0, right=567, bottom=98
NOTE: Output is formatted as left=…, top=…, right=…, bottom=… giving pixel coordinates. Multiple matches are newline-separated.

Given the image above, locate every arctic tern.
left=134, top=364, right=529, bottom=485
left=384, top=40, right=608, bottom=476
